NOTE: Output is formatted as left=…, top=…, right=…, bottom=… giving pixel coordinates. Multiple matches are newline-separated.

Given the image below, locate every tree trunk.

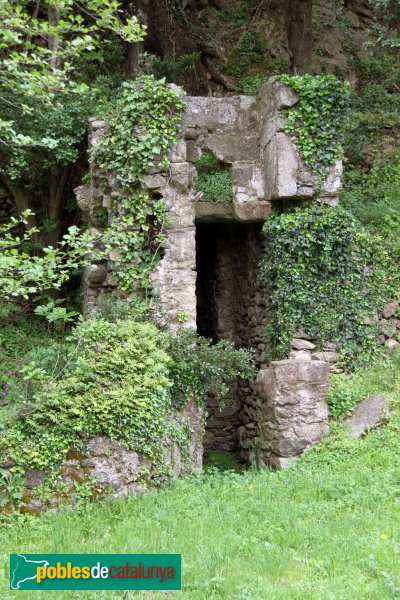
left=0, top=174, right=40, bottom=245
left=48, top=6, right=62, bottom=69
left=126, top=0, right=208, bottom=93
left=285, top=0, right=313, bottom=74
left=44, top=165, right=70, bottom=247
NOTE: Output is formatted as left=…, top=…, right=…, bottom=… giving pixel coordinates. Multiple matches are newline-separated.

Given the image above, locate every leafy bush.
left=341, top=154, right=400, bottom=258
left=195, top=152, right=233, bottom=205
left=0, top=319, right=174, bottom=472
left=168, top=329, right=254, bottom=410
left=0, top=316, right=255, bottom=477
left=259, top=204, right=399, bottom=367
left=91, top=76, right=185, bottom=293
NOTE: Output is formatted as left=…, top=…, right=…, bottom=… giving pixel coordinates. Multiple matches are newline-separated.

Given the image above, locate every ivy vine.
left=259, top=204, right=399, bottom=368
left=91, top=75, right=185, bottom=292
left=278, top=74, right=351, bottom=184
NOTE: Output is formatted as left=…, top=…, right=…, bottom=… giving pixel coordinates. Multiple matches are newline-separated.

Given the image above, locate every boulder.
left=312, top=351, right=341, bottom=364
left=385, top=338, right=399, bottom=355
left=288, top=350, right=312, bottom=361
left=257, top=360, right=330, bottom=468
left=345, top=394, right=390, bottom=438
left=291, top=338, right=316, bottom=350
left=378, top=319, right=397, bottom=338
left=382, top=300, right=399, bottom=319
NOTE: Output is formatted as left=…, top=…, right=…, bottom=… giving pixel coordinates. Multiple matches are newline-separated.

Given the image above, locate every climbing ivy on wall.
left=259, top=204, right=399, bottom=368
left=91, top=75, right=185, bottom=291
left=279, top=74, right=351, bottom=183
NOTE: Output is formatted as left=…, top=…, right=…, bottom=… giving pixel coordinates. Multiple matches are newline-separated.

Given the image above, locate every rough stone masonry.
left=76, top=79, right=341, bottom=470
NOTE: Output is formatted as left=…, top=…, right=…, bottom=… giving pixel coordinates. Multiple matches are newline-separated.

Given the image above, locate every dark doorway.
left=196, top=222, right=266, bottom=460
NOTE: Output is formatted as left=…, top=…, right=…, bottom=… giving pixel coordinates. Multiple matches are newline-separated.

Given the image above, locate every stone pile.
left=288, top=299, right=400, bottom=371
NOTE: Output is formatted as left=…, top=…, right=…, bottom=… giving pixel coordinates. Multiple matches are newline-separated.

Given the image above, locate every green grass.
left=1, top=350, right=400, bottom=599
left=1, top=397, right=400, bottom=599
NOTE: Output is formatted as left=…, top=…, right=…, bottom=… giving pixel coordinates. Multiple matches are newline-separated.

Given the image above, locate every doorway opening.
left=196, top=221, right=266, bottom=461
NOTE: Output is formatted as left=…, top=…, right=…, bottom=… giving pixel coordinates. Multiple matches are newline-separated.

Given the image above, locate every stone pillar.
left=257, top=360, right=330, bottom=469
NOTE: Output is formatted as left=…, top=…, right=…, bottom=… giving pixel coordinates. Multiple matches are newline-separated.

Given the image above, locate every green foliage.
left=194, top=152, right=233, bottom=205
left=0, top=0, right=145, bottom=149
left=279, top=74, right=351, bottom=183
left=149, top=52, right=201, bottom=90
left=0, top=316, right=253, bottom=482
left=92, top=75, right=185, bottom=185
left=345, top=49, right=400, bottom=166
left=168, top=329, right=254, bottom=410
left=259, top=204, right=399, bottom=368
left=91, top=75, right=185, bottom=291
left=328, top=353, right=400, bottom=420
left=2, top=369, right=400, bottom=597
left=0, top=319, right=174, bottom=473
left=0, top=468, right=25, bottom=509
left=0, top=211, right=94, bottom=299
left=341, top=153, right=400, bottom=258
left=203, top=451, right=243, bottom=472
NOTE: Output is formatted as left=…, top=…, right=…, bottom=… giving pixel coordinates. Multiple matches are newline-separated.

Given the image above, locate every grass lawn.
left=0, top=412, right=399, bottom=599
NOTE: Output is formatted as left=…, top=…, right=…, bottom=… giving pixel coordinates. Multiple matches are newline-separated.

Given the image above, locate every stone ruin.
left=76, top=80, right=343, bottom=472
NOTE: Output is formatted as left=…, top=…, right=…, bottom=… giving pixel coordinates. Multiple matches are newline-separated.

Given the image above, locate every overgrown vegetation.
left=194, top=152, right=233, bottom=205
left=260, top=204, right=399, bottom=367
left=279, top=74, right=351, bottom=183
left=0, top=312, right=253, bottom=485
left=1, top=355, right=400, bottom=597
left=91, top=75, right=185, bottom=291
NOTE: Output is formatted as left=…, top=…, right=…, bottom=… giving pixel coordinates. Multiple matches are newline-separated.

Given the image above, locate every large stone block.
left=182, top=97, right=239, bottom=132
left=257, top=360, right=330, bottom=467
left=204, top=134, right=259, bottom=163
left=264, top=133, right=299, bottom=200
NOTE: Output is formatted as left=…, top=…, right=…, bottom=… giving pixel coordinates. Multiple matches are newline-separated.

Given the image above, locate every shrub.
left=0, top=319, right=174, bottom=472
left=328, top=354, right=400, bottom=420
left=168, top=329, right=254, bottom=410
left=194, top=152, right=233, bottom=205
left=259, top=204, right=399, bottom=367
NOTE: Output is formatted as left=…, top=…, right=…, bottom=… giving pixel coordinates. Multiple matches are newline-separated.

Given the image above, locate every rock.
left=264, top=132, right=299, bottom=200
left=312, top=351, right=341, bottom=363
left=294, top=330, right=317, bottom=341
left=24, top=469, right=47, bottom=490
left=378, top=319, right=397, bottom=338
left=345, top=394, right=390, bottom=438
left=143, top=174, right=166, bottom=189
left=87, top=264, right=107, bottom=285
left=232, top=201, right=271, bottom=222
left=204, top=134, right=259, bottom=163
left=257, top=360, right=330, bottom=467
left=385, top=338, right=399, bottom=355
left=291, top=338, right=316, bottom=350
left=377, top=334, right=386, bottom=346
left=169, top=163, right=196, bottom=191
left=382, top=300, right=398, bottom=319
left=321, top=341, right=339, bottom=351
left=288, top=350, right=312, bottom=360
left=88, top=436, right=121, bottom=456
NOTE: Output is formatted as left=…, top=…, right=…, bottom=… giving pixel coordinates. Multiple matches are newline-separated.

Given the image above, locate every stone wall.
left=5, top=399, right=202, bottom=514
left=257, top=360, right=330, bottom=469
left=76, top=79, right=343, bottom=472
left=288, top=299, right=400, bottom=373
left=76, top=80, right=342, bottom=329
